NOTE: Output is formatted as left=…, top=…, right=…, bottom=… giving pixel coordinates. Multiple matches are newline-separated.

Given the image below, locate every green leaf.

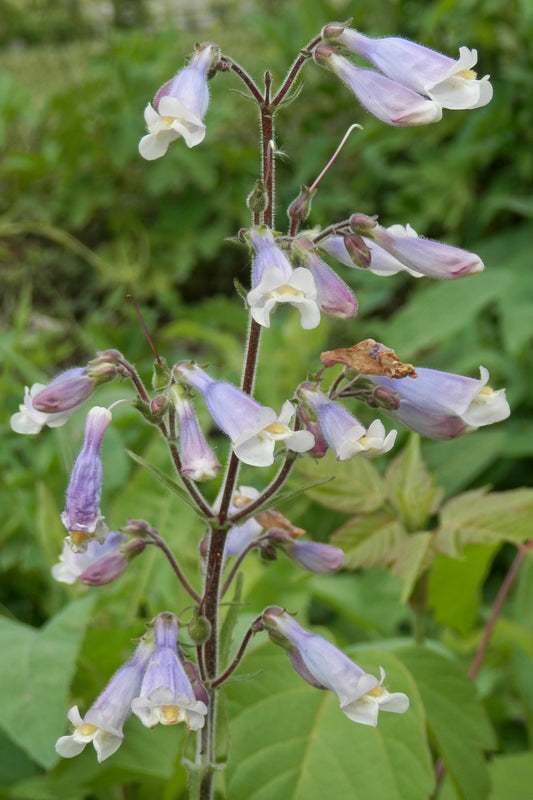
left=435, top=488, right=533, bottom=556
left=387, top=532, right=434, bottom=603
left=292, top=449, right=386, bottom=514
left=397, top=646, right=496, bottom=800
left=386, top=435, right=443, bottom=531
left=0, top=595, right=96, bottom=769
left=489, top=753, right=533, bottom=800
left=332, top=510, right=406, bottom=569
left=226, top=643, right=433, bottom=800
left=428, top=544, right=499, bottom=634
left=423, top=431, right=507, bottom=496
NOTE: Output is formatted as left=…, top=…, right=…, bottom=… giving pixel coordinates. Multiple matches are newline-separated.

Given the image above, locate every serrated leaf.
left=435, top=488, right=533, bottom=556
left=332, top=510, right=406, bottom=568
left=386, top=435, right=443, bottom=531
left=125, top=448, right=208, bottom=518
left=226, top=644, right=433, bottom=800
left=387, top=532, right=434, bottom=603
left=292, top=449, right=386, bottom=514
left=397, top=646, right=496, bottom=800
left=428, top=544, right=499, bottom=634
left=0, top=595, right=96, bottom=769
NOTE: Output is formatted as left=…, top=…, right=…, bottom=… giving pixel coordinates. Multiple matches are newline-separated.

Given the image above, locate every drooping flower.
left=60, top=407, right=112, bottom=552
left=55, top=634, right=155, bottom=762
left=52, top=531, right=126, bottom=585
left=176, top=362, right=314, bottom=467
left=331, top=28, right=493, bottom=110
left=139, top=43, right=219, bottom=160
left=131, top=613, right=208, bottom=731
left=263, top=607, right=409, bottom=726
left=294, top=238, right=358, bottom=319
left=315, top=46, right=442, bottom=126
left=364, top=366, right=510, bottom=439
left=10, top=368, right=94, bottom=435
left=170, top=387, right=220, bottom=482
left=246, top=227, right=320, bottom=329
left=298, top=385, right=396, bottom=459
left=284, top=540, right=345, bottom=573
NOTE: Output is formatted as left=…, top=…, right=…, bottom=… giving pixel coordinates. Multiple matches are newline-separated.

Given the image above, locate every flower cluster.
left=56, top=613, right=207, bottom=762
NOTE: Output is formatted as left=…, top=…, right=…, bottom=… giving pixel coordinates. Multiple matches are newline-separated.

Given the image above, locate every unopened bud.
left=151, top=395, right=169, bottom=416
left=152, top=359, right=171, bottom=391
left=182, top=660, right=209, bottom=705
left=247, top=179, right=269, bottom=214
left=188, top=609, right=212, bottom=644
left=344, top=233, right=372, bottom=268
left=32, top=368, right=95, bottom=413
left=372, top=384, right=401, bottom=410
left=314, top=44, right=337, bottom=66
left=322, top=22, right=348, bottom=41
left=349, top=214, right=378, bottom=235
left=259, top=542, right=278, bottom=562
left=80, top=552, right=127, bottom=585
left=288, top=185, right=315, bottom=225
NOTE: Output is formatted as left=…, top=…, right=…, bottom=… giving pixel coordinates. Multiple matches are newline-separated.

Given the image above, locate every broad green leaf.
left=226, top=644, right=433, bottom=800
left=332, top=510, right=406, bottom=568
left=397, top=646, right=496, bottom=800
left=428, top=544, right=499, bottom=634
left=0, top=595, right=96, bottom=769
left=435, top=488, right=533, bottom=556
left=423, top=431, right=507, bottom=496
left=489, top=753, right=533, bottom=800
left=387, top=532, right=434, bottom=603
left=378, top=269, right=511, bottom=360
left=386, top=435, right=443, bottom=531
left=292, top=449, right=386, bottom=514
left=0, top=730, right=39, bottom=788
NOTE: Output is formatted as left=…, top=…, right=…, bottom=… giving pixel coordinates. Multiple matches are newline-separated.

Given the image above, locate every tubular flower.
left=55, top=634, right=155, bottom=762
left=294, top=238, right=358, bottom=319
left=263, top=608, right=409, bottom=727
left=246, top=227, right=320, bottom=329
left=298, top=385, right=396, bottom=460
left=61, top=407, right=112, bottom=552
left=131, top=613, right=208, bottom=731
left=315, top=46, right=442, bottom=126
left=176, top=362, right=314, bottom=467
left=320, top=231, right=423, bottom=277
left=52, top=531, right=126, bottom=585
left=333, top=29, right=493, bottom=110
left=368, top=224, right=484, bottom=279
left=10, top=368, right=94, bottom=435
left=170, top=387, right=220, bottom=482
left=364, top=366, right=510, bottom=439
left=139, top=43, right=218, bottom=160
left=284, top=540, right=345, bottom=573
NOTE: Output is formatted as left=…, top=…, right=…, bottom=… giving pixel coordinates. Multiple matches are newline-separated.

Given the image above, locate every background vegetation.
left=1, top=0, right=532, bottom=798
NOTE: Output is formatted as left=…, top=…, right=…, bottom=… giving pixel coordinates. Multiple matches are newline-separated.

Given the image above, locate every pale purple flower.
left=223, top=486, right=263, bottom=558
left=335, top=29, right=493, bottom=110
left=131, top=613, right=207, bottom=731
left=365, top=366, right=510, bottom=439
left=176, top=363, right=314, bottom=467
left=10, top=368, right=93, bottom=435
left=263, top=608, right=409, bottom=726
left=295, top=240, right=358, bottom=319
left=317, top=47, right=442, bottom=126
left=139, top=43, right=218, bottom=160
left=246, top=227, right=320, bottom=329
left=52, top=531, right=126, bottom=585
left=320, top=231, right=424, bottom=277
left=55, top=635, right=155, bottom=762
left=61, top=407, right=112, bottom=551
left=285, top=541, right=345, bottom=573
left=369, top=224, right=484, bottom=279
left=171, top=389, right=220, bottom=482
left=299, top=386, right=396, bottom=460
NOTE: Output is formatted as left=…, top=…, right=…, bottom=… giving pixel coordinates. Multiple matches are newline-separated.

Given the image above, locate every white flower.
left=233, top=400, right=315, bottom=467
left=247, top=266, right=320, bottom=329
left=10, top=383, right=81, bottom=434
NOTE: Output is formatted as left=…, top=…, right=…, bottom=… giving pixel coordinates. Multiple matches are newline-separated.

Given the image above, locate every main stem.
left=191, top=88, right=277, bottom=800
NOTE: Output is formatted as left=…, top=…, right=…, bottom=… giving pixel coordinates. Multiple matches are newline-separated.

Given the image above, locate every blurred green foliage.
left=1, top=0, right=533, bottom=798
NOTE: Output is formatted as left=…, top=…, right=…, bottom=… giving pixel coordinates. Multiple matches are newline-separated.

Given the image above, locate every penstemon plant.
left=11, top=19, right=515, bottom=800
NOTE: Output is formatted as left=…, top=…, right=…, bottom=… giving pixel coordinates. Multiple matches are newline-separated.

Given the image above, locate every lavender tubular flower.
left=294, top=239, right=358, bottom=319
left=176, top=362, right=314, bottom=467
left=333, top=29, right=493, bottom=110
left=299, top=386, right=396, bottom=459
left=131, top=613, right=207, bottom=731
left=171, top=388, right=220, bottom=482
left=139, top=43, right=218, bottom=160
left=365, top=366, right=510, bottom=439
left=61, top=407, right=112, bottom=551
left=263, top=608, right=409, bottom=726
left=368, top=224, right=484, bottom=279
left=246, top=228, right=320, bottom=329
left=285, top=541, right=345, bottom=573
left=10, top=368, right=94, bottom=435
left=55, top=635, right=155, bottom=762
left=316, top=47, right=442, bottom=126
